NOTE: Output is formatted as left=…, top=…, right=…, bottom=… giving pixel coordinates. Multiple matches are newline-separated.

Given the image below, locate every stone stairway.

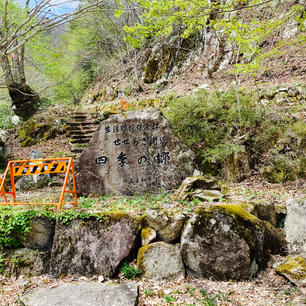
left=67, top=112, right=100, bottom=157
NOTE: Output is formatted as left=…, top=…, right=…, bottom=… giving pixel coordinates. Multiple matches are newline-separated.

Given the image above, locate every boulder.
left=76, top=108, right=195, bottom=196
left=274, top=255, right=306, bottom=288
left=141, top=227, right=157, bottom=246
left=172, top=176, right=220, bottom=201
left=50, top=214, right=141, bottom=277
left=284, top=199, right=306, bottom=251
left=137, top=242, right=184, bottom=280
left=145, top=209, right=186, bottom=243
left=236, top=201, right=278, bottom=227
left=3, top=248, right=50, bottom=277
left=15, top=173, right=49, bottom=191
left=180, top=205, right=287, bottom=280
left=18, top=216, right=55, bottom=251
left=191, top=189, right=224, bottom=202
left=21, top=283, right=139, bottom=306
left=17, top=113, right=66, bottom=147
left=14, top=176, right=36, bottom=191
left=14, top=150, right=50, bottom=191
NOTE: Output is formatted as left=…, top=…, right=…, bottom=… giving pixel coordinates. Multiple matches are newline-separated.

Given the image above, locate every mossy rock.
left=172, top=175, right=220, bottom=201
left=50, top=213, right=142, bottom=277
left=17, top=114, right=66, bottom=147
left=261, top=158, right=299, bottom=183
left=141, top=227, right=156, bottom=246
left=236, top=201, right=278, bottom=227
left=274, top=255, right=306, bottom=287
left=137, top=242, right=184, bottom=280
left=180, top=204, right=287, bottom=280
left=2, top=248, right=50, bottom=277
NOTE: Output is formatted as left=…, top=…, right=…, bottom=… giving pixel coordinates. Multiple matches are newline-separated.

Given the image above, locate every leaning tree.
left=0, top=0, right=106, bottom=120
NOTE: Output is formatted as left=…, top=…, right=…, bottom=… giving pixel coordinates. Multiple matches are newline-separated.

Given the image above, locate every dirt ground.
left=0, top=258, right=304, bottom=306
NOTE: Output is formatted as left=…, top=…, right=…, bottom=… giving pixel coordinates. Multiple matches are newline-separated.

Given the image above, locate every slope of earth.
left=82, top=41, right=306, bottom=108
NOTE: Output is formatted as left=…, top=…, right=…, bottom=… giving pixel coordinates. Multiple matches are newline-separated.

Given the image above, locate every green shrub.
left=121, top=263, right=141, bottom=279
left=163, top=87, right=303, bottom=179
left=0, top=208, right=38, bottom=250
left=164, top=88, right=262, bottom=171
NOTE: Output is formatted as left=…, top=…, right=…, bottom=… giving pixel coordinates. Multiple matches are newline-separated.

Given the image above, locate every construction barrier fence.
left=0, top=157, right=77, bottom=210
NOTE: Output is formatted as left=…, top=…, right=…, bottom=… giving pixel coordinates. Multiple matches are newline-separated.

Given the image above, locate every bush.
left=163, top=87, right=305, bottom=180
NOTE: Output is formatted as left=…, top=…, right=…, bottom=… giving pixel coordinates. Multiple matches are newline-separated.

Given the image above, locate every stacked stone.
left=66, top=112, right=100, bottom=157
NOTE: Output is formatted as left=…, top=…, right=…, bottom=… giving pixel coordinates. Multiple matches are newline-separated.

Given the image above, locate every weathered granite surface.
left=76, top=108, right=195, bottom=195
left=18, top=216, right=55, bottom=251
left=180, top=205, right=287, bottom=280
left=137, top=242, right=184, bottom=280
left=284, top=198, right=306, bottom=251
left=50, top=215, right=141, bottom=277
left=21, top=283, right=139, bottom=306
left=145, top=209, right=186, bottom=243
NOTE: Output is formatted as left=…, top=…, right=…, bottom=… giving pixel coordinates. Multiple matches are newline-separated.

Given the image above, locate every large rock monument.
left=76, top=108, right=195, bottom=195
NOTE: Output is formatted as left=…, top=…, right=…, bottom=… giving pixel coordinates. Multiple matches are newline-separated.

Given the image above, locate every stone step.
left=68, top=132, right=94, bottom=137
left=70, top=135, right=92, bottom=141
left=66, top=126, right=97, bottom=133
left=70, top=115, right=88, bottom=120
left=70, top=138, right=91, bottom=144
left=68, top=121, right=99, bottom=127
left=71, top=147, right=84, bottom=153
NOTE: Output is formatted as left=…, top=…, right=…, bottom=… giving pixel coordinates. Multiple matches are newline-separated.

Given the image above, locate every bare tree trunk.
left=1, top=53, right=39, bottom=120
left=0, top=0, right=39, bottom=120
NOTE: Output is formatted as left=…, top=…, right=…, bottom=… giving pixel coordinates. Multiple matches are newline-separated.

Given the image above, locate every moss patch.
left=137, top=244, right=151, bottom=270
left=141, top=227, right=155, bottom=241
left=214, top=204, right=259, bottom=224
left=274, top=255, right=306, bottom=281
left=17, top=112, right=66, bottom=147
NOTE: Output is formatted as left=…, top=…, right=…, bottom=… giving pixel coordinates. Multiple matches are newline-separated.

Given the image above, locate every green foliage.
left=77, top=196, right=96, bottom=208
left=117, top=0, right=306, bottom=76
left=0, top=207, right=113, bottom=251
left=164, top=87, right=306, bottom=179
left=200, top=290, right=219, bottom=306
left=0, top=253, right=5, bottom=272
left=164, top=88, right=262, bottom=168
left=144, top=289, right=154, bottom=296
left=164, top=295, right=177, bottom=303
left=30, top=4, right=127, bottom=104
left=0, top=93, right=15, bottom=130
left=0, top=208, right=38, bottom=250
left=121, top=263, right=141, bottom=279
left=55, top=209, right=110, bottom=225
left=0, top=1, right=29, bottom=38
left=55, top=209, right=92, bottom=225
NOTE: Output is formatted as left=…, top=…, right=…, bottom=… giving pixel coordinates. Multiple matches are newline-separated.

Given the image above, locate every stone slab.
left=21, top=283, right=139, bottom=306
left=76, top=108, right=195, bottom=195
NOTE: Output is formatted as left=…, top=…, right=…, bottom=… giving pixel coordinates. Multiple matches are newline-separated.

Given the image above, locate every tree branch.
left=0, top=0, right=109, bottom=60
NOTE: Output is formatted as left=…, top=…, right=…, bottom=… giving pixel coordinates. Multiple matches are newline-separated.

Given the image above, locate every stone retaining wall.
left=2, top=205, right=287, bottom=281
